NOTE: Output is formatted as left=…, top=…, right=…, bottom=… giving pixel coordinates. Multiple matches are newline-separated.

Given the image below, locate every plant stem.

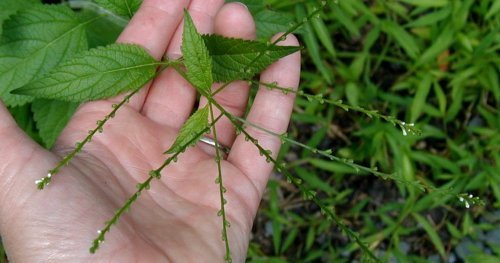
left=90, top=113, right=224, bottom=253
left=35, top=59, right=179, bottom=190
left=208, top=103, right=232, bottom=263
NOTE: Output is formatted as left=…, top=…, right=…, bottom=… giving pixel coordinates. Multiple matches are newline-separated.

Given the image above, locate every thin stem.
left=233, top=116, right=425, bottom=191
left=211, top=80, right=235, bottom=97
left=208, top=103, right=232, bottom=262
left=35, top=59, right=180, bottom=190
left=35, top=88, right=140, bottom=189
left=90, top=113, right=224, bottom=253
left=202, top=95, right=383, bottom=260
left=256, top=80, right=421, bottom=136
left=231, top=121, right=382, bottom=263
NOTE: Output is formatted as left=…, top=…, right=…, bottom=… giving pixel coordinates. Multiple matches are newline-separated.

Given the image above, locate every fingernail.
left=233, top=2, right=249, bottom=11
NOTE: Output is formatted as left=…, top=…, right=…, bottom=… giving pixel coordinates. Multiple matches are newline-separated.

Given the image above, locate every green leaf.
left=165, top=106, right=209, bottom=154
left=306, top=3, right=335, bottom=57
left=75, top=2, right=126, bottom=48
left=0, top=0, right=40, bottom=35
left=181, top=10, right=213, bottom=94
left=94, top=0, right=142, bottom=19
left=410, top=73, right=433, bottom=122
left=412, top=213, right=446, bottom=258
left=296, top=4, right=332, bottom=84
left=0, top=5, right=91, bottom=106
left=416, top=25, right=454, bottom=67
left=32, top=99, right=79, bottom=148
left=254, top=10, right=302, bottom=39
left=398, top=0, right=449, bottom=8
left=381, top=20, right=420, bottom=59
left=202, top=35, right=301, bottom=82
left=405, top=7, right=451, bottom=28
left=486, top=0, right=500, bottom=20
left=13, top=43, right=158, bottom=102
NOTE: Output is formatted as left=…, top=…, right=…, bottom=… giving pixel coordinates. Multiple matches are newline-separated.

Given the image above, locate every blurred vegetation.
left=1, top=0, right=499, bottom=262
left=245, top=0, right=500, bottom=262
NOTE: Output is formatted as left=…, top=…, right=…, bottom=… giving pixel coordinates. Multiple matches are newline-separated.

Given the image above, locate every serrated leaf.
left=94, top=0, right=142, bottom=19
left=0, top=5, right=90, bottom=106
left=165, top=106, right=209, bottom=154
left=13, top=43, right=158, bottom=102
left=0, top=0, right=40, bottom=35
left=202, top=34, right=301, bottom=82
left=181, top=11, right=213, bottom=94
left=32, top=99, right=78, bottom=148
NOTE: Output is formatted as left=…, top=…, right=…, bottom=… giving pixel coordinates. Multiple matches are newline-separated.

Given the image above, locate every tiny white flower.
left=402, top=121, right=406, bottom=125
left=97, top=230, right=102, bottom=234
left=35, top=179, right=42, bottom=185
left=465, top=201, right=470, bottom=209
left=469, top=194, right=473, bottom=198
left=408, top=123, right=415, bottom=127
left=402, top=128, right=408, bottom=136
left=459, top=197, right=464, bottom=202
left=47, top=173, right=52, bottom=178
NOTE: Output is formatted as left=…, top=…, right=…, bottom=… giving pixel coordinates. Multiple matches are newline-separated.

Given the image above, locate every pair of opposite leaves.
left=4, top=6, right=299, bottom=154
left=12, top=9, right=300, bottom=103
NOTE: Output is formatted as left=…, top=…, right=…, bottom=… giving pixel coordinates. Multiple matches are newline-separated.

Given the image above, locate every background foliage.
left=1, top=0, right=499, bottom=262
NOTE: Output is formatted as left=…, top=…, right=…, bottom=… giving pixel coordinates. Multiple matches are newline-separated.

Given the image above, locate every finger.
left=228, top=34, right=301, bottom=197
left=197, top=2, right=256, bottom=153
left=105, top=0, right=191, bottom=111
left=141, top=0, right=225, bottom=128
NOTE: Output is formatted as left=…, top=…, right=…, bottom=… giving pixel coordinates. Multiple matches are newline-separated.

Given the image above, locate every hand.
left=0, top=1, right=300, bottom=262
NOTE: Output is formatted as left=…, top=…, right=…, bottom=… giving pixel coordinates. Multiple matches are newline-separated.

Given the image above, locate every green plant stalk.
left=90, top=112, right=224, bottom=253
left=35, top=88, right=140, bottom=189
left=256, top=80, right=422, bottom=136
left=35, top=60, right=176, bottom=190
left=231, top=117, right=382, bottom=263
left=233, top=116, right=426, bottom=190
left=234, top=115, right=488, bottom=205
left=208, top=103, right=232, bottom=263
left=240, top=82, right=485, bottom=204
left=202, top=96, right=382, bottom=261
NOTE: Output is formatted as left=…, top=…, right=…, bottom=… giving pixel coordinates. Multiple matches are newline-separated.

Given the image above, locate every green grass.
left=246, top=0, right=500, bottom=262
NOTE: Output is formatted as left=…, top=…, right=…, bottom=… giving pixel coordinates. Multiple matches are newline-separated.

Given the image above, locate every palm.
left=20, top=100, right=255, bottom=262
left=0, top=1, right=300, bottom=262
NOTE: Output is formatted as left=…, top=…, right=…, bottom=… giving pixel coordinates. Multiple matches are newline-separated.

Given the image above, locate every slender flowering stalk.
left=203, top=95, right=384, bottom=261
left=208, top=103, right=232, bottom=263
left=35, top=60, right=177, bottom=190
left=233, top=116, right=426, bottom=190
left=230, top=119, right=382, bottom=263
left=90, top=113, right=224, bottom=253
left=256, top=81, right=421, bottom=136
left=35, top=88, right=141, bottom=189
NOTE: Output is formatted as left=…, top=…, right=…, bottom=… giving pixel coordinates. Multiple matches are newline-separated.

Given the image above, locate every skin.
left=0, top=1, right=300, bottom=262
